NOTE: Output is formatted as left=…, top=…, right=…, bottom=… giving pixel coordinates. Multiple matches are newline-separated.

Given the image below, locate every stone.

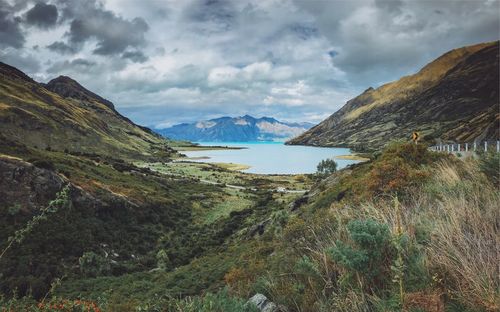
left=247, top=293, right=278, bottom=312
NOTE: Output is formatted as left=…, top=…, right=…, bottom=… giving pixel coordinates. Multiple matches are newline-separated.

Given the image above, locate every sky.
left=1, top=0, right=499, bottom=128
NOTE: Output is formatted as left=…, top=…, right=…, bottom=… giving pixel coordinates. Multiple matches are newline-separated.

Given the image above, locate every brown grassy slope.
left=288, top=41, right=499, bottom=148
left=0, top=62, right=171, bottom=160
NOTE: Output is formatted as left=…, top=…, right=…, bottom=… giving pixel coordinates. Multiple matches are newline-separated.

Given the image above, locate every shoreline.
left=174, top=145, right=246, bottom=151
left=334, top=154, right=370, bottom=161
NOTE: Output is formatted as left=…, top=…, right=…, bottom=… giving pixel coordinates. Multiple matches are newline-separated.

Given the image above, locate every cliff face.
left=287, top=41, right=499, bottom=149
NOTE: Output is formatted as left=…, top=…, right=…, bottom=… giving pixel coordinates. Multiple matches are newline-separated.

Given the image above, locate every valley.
left=0, top=23, right=498, bottom=312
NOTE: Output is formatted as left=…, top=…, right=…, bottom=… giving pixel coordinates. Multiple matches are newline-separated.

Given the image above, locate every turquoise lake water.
left=182, top=141, right=360, bottom=174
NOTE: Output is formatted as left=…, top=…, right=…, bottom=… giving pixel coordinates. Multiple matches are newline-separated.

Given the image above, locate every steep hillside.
left=288, top=41, right=499, bottom=149
left=0, top=63, right=173, bottom=160
left=157, top=115, right=313, bottom=142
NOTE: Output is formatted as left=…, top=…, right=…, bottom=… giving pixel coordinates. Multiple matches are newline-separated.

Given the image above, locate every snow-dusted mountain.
left=156, top=115, right=314, bottom=142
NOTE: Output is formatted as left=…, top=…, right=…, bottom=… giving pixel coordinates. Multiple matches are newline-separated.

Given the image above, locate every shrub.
left=30, top=159, right=55, bottom=171
left=156, top=249, right=171, bottom=270
left=478, top=151, right=500, bottom=187
left=328, top=219, right=394, bottom=292
left=366, top=156, right=430, bottom=196
left=79, top=251, right=111, bottom=277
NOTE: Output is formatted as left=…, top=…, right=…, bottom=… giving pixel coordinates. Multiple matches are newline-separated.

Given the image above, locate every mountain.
left=0, top=62, right=173, bottom=160
left=287, top=41, right=499, bottom=149
left=157, top=115, right=314, bottom=142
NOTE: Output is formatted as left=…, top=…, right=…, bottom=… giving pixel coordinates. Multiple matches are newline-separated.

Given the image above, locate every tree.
left=79, top=251, right=111, bottom=277
left=156, top=249, right=171, bottom=270
left=316, top=158, right=337, bottom=176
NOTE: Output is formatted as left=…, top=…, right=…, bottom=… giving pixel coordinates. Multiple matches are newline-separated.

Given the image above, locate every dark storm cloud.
left=25, top=2, right=58, bottom=29
left=184, top=0, right=236, bottom=32
left=46, top=41, right=77, bottom=54
left=47, top=0, right=149, bottom=56
left=293, top=0, right=500, bottom=86
left=122, top=50, right=148, bottom=63
left=0, top=3, right=25, bottom=48
left=68, top=15, right=148, bottom=55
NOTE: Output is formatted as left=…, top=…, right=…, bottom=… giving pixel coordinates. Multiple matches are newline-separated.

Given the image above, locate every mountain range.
left=288, top=41, right=499, bottom=149
left=156, top=115, right=314, bottom=142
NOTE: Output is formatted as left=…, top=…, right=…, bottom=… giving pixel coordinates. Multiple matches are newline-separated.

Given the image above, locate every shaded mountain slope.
left=157, top=115, right=313, bottom=142
left=0, top=63, right=172, bottom=160
left=287, top=41, right=499, bottom=149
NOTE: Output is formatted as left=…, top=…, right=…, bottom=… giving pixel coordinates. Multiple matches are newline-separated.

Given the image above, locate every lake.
left=182, top=141, right=361, bottom=174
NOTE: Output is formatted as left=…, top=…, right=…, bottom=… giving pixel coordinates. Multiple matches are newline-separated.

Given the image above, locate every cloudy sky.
left=1, top=0, right=499, bottom=128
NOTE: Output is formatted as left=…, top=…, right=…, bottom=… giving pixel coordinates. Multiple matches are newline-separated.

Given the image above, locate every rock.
left=247, top=294, right=278, bottom=312
left=248, top=219, right=271, bottom=237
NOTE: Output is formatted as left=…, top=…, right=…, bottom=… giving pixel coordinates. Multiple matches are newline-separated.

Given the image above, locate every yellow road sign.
left=412, top=132, right=420, bottom=143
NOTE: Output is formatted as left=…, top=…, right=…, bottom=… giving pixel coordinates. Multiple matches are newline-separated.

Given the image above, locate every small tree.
left=316, top=158, right=337, bottom=177
left=79, top=251, right=111, bottom=277
left=156, top=249, right=171, bottom=270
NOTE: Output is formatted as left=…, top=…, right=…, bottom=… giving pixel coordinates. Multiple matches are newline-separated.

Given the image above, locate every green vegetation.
left=1, top=142, right=498, bottom=312
left=316, top=158, right=337, bottom=177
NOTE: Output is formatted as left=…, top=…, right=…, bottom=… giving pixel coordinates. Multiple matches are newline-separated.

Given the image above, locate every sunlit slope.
left=0, top=62, right=171, bottom=159
left=288, top=41, right=499, bottom=148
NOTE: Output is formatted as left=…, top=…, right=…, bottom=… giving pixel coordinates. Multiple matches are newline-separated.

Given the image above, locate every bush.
left=478, top=151, right=500, bottom=187
left=79, top=251, right=111, bottom=277
left=30, top=159, right=55, bottom=171
left=328, top=219, right=394, bottom=292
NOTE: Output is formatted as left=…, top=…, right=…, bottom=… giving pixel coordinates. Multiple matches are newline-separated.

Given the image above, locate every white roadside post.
left=458, top=144, right=461, bottom=152
left=497, top=141, right=499, bottom=152
left=473, top=142, right=477, bottom=152
left=484, top=141, right=488, bottom=152
left=465, top=143, right=468, bottom=152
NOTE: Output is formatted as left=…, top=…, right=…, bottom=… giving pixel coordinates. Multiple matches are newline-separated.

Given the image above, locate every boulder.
left=247, top=293, right=278, bottom=312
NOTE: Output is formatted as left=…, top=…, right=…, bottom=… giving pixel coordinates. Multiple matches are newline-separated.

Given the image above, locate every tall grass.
left=425, top=160, right=499, bottom=311
left=265, top=157, right=499, bottom=312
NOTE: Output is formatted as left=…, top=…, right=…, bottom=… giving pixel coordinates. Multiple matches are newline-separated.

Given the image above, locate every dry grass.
left=425, top=160, right=499, bottom=311
left=268, top=157, right=499, bottom=311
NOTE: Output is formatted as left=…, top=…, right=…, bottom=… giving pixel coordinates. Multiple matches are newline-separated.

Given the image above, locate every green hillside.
left=288, top=41, right=499, bottom=149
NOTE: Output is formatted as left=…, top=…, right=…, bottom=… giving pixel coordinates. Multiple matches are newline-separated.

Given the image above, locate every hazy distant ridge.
left=157, top=115, right=314, bottom=142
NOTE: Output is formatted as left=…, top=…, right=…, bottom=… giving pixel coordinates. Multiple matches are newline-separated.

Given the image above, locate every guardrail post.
left=497, top=141, right=499, bottom=152
left=473, top=142, right=477, bottom=152
left=451, top=144, right=454, bottom=152
left=484, top=141, right=488, bottom=152
left=458, top=144, right=461, bottom=151
left=465, top=143, right=468, bottom=152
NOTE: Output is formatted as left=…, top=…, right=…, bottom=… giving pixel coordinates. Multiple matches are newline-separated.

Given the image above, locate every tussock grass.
left=264, top=155, right=499, bottom=312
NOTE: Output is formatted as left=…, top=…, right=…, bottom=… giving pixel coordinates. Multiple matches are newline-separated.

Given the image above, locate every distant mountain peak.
left=44, top=75, right=115, bottom=110
left=157, top=115, right=314, bottom=142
